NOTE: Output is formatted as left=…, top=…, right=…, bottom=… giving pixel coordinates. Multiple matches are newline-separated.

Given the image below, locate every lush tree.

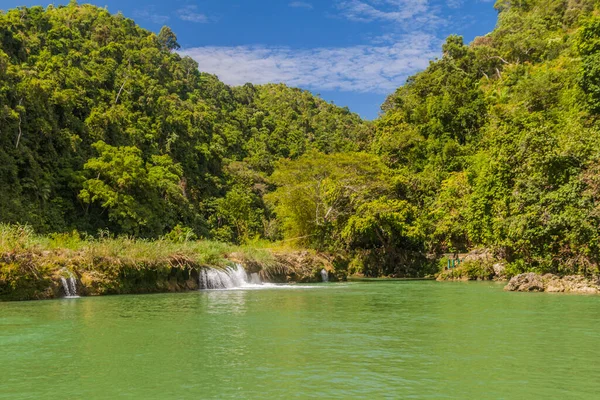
left=267, top=151, right=390, bottom=249
left=157, top=26, right=180, bottom=51
left=79, top=141, right=187, bottom=235
left=4, top=1, right=600, bottom=278
left=342, top=198, right=424, bottom=276
left=0, top=4, right=369, bottom=239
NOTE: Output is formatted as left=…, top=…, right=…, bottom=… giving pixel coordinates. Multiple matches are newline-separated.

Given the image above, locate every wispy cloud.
left=176, top=5, right=209, bottom=23
left=180, top=33, right=440, bottom=93
left=289, top=1, right=314, bottom=9
left=133, top=6, right=169, bottom=25
left=447, top=0, right=464, bottom=8
left=336, top=0, right=432, bottom=24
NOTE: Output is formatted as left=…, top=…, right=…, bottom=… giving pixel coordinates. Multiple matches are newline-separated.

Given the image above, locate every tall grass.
left=0, top=224, right=332, bottom=300
left=0, top=224, right=274, bottom=270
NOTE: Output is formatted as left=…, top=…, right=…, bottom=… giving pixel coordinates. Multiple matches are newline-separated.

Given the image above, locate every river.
left=1, top=281, right=599, bottom=398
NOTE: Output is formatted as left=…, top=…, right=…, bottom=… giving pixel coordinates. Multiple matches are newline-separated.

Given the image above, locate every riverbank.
left=435, top=249, right=508, bottom=282
left=6, top=224, right=600, bottom=300
left=505, top=273, right=600, bottom=294
left=435, top=251, right=600, bottom=295
left=0, top=225, right=336, bottom=301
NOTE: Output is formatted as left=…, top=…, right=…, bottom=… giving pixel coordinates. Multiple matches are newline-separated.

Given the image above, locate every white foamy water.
left=60, top=270, right=79, bottom=298
left=198, top=264, right=323, bottom=291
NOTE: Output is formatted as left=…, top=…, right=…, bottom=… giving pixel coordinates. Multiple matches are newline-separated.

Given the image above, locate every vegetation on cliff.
left=0, top=2, right=370, bottom=242
left=3, top=0, right=600, bottom=291
left=0, top=224, right=337, bottom=300
left=375, top=0, right=600, bottom=277
left=265, top=0, right=600, bottom=278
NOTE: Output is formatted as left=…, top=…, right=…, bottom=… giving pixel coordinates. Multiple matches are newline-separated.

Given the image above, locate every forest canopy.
left=2, top=0, right=600, bottom=277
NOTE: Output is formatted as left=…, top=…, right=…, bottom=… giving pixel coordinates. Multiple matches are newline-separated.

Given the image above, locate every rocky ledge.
left=505, top=273, right=600, bottom=294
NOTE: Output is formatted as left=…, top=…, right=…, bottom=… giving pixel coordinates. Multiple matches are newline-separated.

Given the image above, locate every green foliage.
left=4, top=1, right=600, bottom=279
left=210, top=186, right=263, bottom=243
left=578, top=16, right=600, bottom=112
left=79, top=141, right=187, bottom=235
left=375, top=0, right=600, bottom=275
left=0, top=4, right=368, bottom=241
left=267, top=151, right=390, bottom=248
left=163, top=224, right=197, bottom=243
left=429, top=172, right=471, bottom=253
left=440, top=260, right=495, bottom=281
left=266, top=151, right=427, bottom=275
left=0, top=223, right=269, bottom=270
left=157, top=26, right=179, bottom=51
left=342, top=198, right=420, bottom=250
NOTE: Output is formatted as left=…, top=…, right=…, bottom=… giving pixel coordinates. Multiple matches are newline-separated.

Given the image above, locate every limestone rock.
left=505, top=273, right=545, bottom=292
left=543, top=274, right=565, bottom=293
left=493, top=263, right=506, bottom=279
left=505, top=273, right=600, bottom=294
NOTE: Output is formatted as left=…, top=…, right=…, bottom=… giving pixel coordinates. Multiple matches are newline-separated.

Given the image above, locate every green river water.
left=1, top=281, right=600, bottom=399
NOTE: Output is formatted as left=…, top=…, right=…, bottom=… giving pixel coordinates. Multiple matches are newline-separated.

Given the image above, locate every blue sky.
left=2, top=1, right=499, bottom=119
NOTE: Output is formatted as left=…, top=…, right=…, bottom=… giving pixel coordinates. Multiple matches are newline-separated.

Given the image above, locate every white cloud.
left=177, top=5, right=209, bottom=23
left=289, top=1, right=314, bottom=9
left=447, top=0, right=464, bottom=8
left=336, top=0, right=433, bottom=24
left=133, top=7, right=169, bottom=25
left=180, top=33, right=440, bottom=93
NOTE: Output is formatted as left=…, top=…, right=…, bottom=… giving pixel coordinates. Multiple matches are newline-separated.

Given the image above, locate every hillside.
left=376, top=0, right=600, bottom=276
left=2, top=0, right=600, bottom=279
left=0, top=3, right=371, bottom=241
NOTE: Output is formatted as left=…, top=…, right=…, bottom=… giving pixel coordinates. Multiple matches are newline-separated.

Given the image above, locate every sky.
left=2, top=1, right=499, bottom=119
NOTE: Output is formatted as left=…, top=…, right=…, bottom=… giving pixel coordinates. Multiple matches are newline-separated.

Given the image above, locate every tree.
left=210, top=186, right=263, bottom=243
left=267, top=151, right=390, bottom=248
left=343, top=198, right=417, bottom=249
left=157, top=26, right=180, bottom=51
left=79, top=141, right=186, bottom=236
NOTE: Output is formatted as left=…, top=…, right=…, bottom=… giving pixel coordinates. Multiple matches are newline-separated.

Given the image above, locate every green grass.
left=0, top=224, right=341, bottom=300
left=0, top=224, right=284, bottom=300
left=0, top=223, right=277, bottom=269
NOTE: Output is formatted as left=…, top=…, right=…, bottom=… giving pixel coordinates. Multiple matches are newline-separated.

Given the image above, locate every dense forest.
left=1, top=0, right=600, bottom=278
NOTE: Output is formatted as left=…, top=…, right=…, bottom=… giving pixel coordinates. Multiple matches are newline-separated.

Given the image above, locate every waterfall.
left=198, top=264, right=264, bottom=290
left=60, top=270, right=79, bottom=298
left=320, top=269, right=329, bottom=283
left=250, top=273, right=262, bottom=285
left=60, top=277, right=71, bottom=297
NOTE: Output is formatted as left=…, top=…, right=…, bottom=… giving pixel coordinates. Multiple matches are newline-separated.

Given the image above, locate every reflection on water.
left=1, top=282, right=600, bottom=399
left=202, top=290, right=249, bottom=315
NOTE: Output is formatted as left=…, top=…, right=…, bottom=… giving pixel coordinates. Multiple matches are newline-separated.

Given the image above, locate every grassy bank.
left=0, top=225, right=335, bottom=301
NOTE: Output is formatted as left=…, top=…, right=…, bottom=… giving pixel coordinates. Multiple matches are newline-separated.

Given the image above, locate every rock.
left=505, top=273, right=545, bottom=292
left=492, top=263, right=506, bottom=279
left=505, top=273, right=600, bottom=294
left=542, top=274, right=564, bottom=292
left=542, top=274, right=565, bottom=292
left=561, top=275, right=600, bottom=294
left=575, top=286, right=599, bottom=294
left=463, top=248, right=493, bottom=263
left=185, top=278, right=198, bottom=291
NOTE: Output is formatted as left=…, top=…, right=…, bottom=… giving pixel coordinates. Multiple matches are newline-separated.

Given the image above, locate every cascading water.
left=198, top=264, right=264, bottom=290
left=321, top=269, right=329, bottom=283
left=250, top=273, right=262, bottom=285
left=60, top=270, right=79, bottom=298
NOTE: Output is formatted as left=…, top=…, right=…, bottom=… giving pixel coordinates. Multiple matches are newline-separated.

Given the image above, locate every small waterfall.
left=198, top=264, right=263, bottom=290
left=250, top=273, right=262, bottom=285
left=60, top=270, right=79, bottom=298
left=60, top=277, right=72, bottom=297
left=320, top=269, right=329, bottom=283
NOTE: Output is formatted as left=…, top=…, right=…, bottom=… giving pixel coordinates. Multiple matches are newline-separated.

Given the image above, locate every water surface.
left=2, top=281, right=600, bottom=399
